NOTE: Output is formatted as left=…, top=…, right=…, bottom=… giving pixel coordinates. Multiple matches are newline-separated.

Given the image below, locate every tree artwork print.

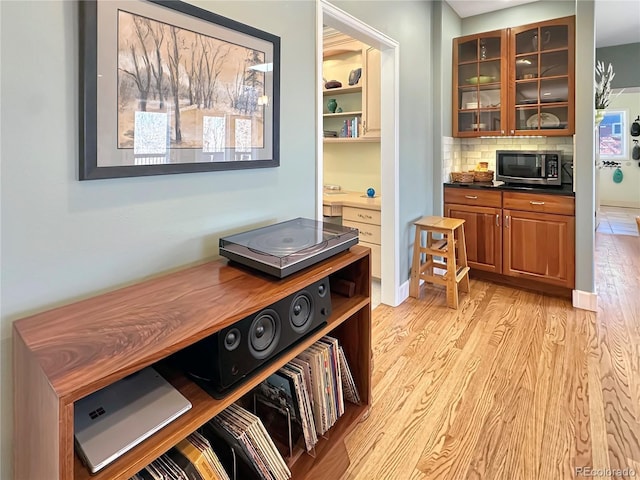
left=117, top=10, right=265, bottom=155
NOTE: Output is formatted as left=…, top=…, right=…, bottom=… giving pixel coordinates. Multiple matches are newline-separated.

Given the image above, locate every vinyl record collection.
left=129, top=431, right=230, bottom=480
left=129, top=336, right=360, bottom=480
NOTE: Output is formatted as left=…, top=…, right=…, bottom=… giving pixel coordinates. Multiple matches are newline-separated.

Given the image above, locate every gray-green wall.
left=0, top=1, right=437, bottom=477
left=596, top=43, right=640, bottom=88
left=432, top=1, right=461, bottom=214
left=461, top=0, right=575, bottom=34
left=1, top=1, right=317, bottom=477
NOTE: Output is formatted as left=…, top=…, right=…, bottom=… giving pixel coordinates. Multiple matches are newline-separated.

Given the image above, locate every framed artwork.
left=79, top=0, right=280, bottom=180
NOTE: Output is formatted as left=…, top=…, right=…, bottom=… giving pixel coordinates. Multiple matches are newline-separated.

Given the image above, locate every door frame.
left=316, top=0, right=402, bottom=306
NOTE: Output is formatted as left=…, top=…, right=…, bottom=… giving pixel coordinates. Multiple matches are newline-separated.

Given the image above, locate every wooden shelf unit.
left=323, top=85, right=362, bottom=96
left=323, top=111, right=362, bottom=118
left=14, top=246, right=372, bottom=480
left=323, top=137, right=379, bottom=144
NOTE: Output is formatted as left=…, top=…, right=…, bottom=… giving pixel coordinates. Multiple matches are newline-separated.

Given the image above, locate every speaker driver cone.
left=290, top=292, right=313, bottom=333
left=224, top=328, right=241, bottom=351
left=249, top=309, right=280, bottom=359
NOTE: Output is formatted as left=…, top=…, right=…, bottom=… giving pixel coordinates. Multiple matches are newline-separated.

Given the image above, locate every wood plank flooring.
left=340, top=232, right=640, bottom=479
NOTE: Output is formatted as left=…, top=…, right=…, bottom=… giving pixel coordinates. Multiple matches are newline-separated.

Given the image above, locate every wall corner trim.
left=572, top=289, right=598, bottom=312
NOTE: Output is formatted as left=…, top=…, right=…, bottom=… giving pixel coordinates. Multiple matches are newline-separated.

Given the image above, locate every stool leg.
left=445, top=229, right=458, bottom=309
left=457, top=225, right=470, bottom=293
left=424, top=231, right=434, bottom=282
left=409, top=226, right=422, bottom=298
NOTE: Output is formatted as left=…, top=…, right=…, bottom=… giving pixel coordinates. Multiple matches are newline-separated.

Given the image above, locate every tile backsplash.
left=441, top=136, right=460, bottom=184
left=444, top=136, right=574, bottom=181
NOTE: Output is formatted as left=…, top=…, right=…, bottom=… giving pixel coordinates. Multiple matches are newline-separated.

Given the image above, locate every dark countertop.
left=444, top=182, right=575, bottom=196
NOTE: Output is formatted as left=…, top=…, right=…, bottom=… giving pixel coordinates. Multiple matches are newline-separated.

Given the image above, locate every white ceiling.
left=445, top=0, right=640, bottom=48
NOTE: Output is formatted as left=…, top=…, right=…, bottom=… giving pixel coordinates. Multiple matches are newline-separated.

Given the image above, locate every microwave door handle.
left=540, top=155, right=546, bottom=176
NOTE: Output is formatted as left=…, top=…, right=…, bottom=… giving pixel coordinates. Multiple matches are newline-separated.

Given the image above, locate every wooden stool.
left=409, top=216, right=470, bottom=309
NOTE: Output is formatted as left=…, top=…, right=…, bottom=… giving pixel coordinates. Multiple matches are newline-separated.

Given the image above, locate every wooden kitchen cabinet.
left=444, top=203, right=502, bottom=273
left=453, top=29, right=507, bottom=136
left=508, top=16, right=574, bottom=136
left=444, top=188, right=502, bottom=273
left=501, top=191, right=575, bottom=287
left=503, top=209, right=575, bottom=287
left=452, top=16, right=574, bottom=137
left=444, top=186, right=575, bottom=290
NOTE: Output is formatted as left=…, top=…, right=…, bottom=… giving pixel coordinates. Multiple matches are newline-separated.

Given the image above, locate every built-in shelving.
left=323, top=85, right=362, bottom=96
left=323, top=137, right=380, bottom=144
left=323, top=111, right=362, bottom=118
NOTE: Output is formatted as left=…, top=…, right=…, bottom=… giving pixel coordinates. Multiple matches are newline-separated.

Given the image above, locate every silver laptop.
left=74, top=367, right=192, bottom=473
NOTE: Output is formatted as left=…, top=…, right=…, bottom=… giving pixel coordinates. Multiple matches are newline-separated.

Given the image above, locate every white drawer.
left=343, top=220, right=381, bottom=245
left=361, top=241, right=381, bottom=279
left=343, top=206, right=381, bottom=225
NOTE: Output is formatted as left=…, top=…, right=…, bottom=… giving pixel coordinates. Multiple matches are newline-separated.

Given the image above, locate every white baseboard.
left=572, top=289, right=598, bottom=312
left=396, top=280, right=410, bottom=305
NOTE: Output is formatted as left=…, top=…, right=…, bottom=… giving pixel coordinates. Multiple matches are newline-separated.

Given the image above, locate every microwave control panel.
left=547, top=159, right=558, bottom=178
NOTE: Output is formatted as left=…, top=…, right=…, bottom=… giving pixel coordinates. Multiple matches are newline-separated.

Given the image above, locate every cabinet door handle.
left=505, top=215, right=510, bottom=228
left=464, top=195, right=478, bottom=199
left=510, top=130, right=515, bottom=134
left=496, top=214, right=500, bottom=227
left=501, top=130, right=505, bottom=135
left=529, top=201, right=545, bottom=205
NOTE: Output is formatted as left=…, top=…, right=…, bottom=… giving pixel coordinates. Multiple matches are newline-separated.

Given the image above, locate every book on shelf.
left=351, top=117, right=359, bottom=138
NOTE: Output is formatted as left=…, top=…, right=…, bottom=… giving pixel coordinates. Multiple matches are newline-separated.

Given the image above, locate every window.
left=599, top=110, right=627, bottom=159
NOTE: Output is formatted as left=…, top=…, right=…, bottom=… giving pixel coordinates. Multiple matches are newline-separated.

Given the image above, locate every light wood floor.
left=341, top=232, right=640, bottom=479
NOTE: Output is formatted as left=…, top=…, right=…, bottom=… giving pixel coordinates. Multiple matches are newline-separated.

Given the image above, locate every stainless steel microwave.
left=496, top=150, right=562, bottom=186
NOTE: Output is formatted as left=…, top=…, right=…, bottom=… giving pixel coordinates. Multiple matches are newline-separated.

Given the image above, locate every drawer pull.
left=464, top=195, right=478, bottom=199
left=529, top=201, right=545, bottom=205
left=360, top=231, right=372, bottom=236
left=358, top=213, right=373, bottom=220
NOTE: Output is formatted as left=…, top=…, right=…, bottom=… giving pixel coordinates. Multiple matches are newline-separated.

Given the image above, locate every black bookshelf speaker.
left=182, top=276, right=331, bottom=397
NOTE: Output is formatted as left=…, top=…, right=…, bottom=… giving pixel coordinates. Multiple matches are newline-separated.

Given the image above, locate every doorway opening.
left=316, top=0, right=401, bottom=306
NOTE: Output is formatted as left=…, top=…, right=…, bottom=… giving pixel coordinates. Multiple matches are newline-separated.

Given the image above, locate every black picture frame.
left=79, top=0, right=280, bottom=180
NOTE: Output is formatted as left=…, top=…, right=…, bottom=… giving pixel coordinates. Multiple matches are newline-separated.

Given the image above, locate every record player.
left=219, top=217, right=359, bottom=278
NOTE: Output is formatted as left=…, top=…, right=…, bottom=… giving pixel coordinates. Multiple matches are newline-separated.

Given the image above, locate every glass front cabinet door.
left=509, top=17, right=574, bottom=136
left=453, top=30, right=507, bottom=137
